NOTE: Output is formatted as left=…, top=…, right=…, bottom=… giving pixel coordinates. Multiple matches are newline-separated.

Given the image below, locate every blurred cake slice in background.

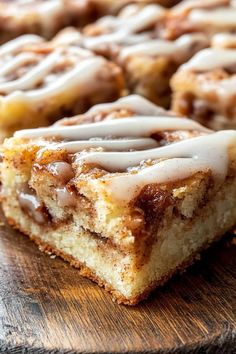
left=60, top=4, right=208, bottom=107
left=0, top=34, right=124, bottom=141
left=159, top=0, right=236, bottom=40
left=171, top=40, right=236, bottom=130
left=0, top=0, right=98, bottom=44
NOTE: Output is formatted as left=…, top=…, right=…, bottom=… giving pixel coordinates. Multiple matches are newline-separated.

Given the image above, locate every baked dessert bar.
left=0, top=0, right=97, bottom=44
left=171, top=44, right=236, bottom=130
left=2, top=94, right=236, bottom=305
left=0, top=34, right=124, bottom=140
left=116, top=33, right=208, bottom=108
left=83, top=3, right=166, bottom=43
left=81, top=4, right=208, bottom=107
left=159, top=0, right=236, bottom=40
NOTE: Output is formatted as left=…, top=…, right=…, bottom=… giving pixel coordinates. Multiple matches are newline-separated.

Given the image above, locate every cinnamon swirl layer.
left=171, top=45, right=236, bottom=130
left=0, top=34, right=124, bottom=140
left=2, top=95, right=236, bottom=304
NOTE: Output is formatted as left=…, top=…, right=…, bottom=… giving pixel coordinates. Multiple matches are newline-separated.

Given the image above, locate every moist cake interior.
left=2, top=96, right=236, bottom=304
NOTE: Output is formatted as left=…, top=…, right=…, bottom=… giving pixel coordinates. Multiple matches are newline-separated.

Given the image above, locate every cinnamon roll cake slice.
left=0, top=0, right=97, bottom=44
left=2, top=95, right=236, bottom=305
left=171, top=44, right=236, bottom=130
left=159, top=0, right=236, bottom=40
left=0, top=34, right=124, bottom=141
left=72, top=3, right=208, bottom=107
left=116, top=33, right=208, bottom=108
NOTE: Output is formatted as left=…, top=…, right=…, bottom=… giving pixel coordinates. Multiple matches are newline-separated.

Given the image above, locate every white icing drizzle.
left=40, top=138, right=159, bottom=153
left=83, top=31, right=135, bottom=50
left=181, top=48, right=236, bottom=71
left=78, top=130, right=236, bottom=201
left=124, top=3, right=164, bottom=29
left=179, top=48, right=236, bottom=103
left=173, top=0, right=236, bottom=29
left=14, top=106, right=235, bottom=202
left=212, top=33, right=236, bottom=48
left=120, top=33, right=152, bottom=45
left=0, top=31, right=106, bottom=101
left=15, top=116, right=209, bottom=139
left=16, top=56, right=105, bottom=101
left=0, top=40, right=106, bottom=101
left=189, top=7, right=236, bottom=27
left=119, top=34, right=208, bottom=61
left=53, top=28, right=83, bottom=46
left=0, top=53, right=37, bottom=77
left=94, top=4, right=165, bottom=34
left=87, top=95, right=167, bottom=116
left=75, top=131, right=227, bottom=170
left=0, top=34, right=43, bottom=56
left=0, top=49, right=61, bottom=93
left=83, top=3, right=166, bottom=51
left=95, top=15, right=119, bottom=29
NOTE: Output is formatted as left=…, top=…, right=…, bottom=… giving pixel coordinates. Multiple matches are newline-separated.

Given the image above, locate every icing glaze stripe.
left=39, top=138, right=159, bottom=153
left=0, top=53, right=37, bottom=76
left=181, top=48, right=236, bottom=71
left=87, top=95, right=167, bottom=116
left=15, top=117, right=210, bottom=139
left=74, top=131, right=233, bottom=171
left=0, top=49, right=61, bottom=93
left=119, top=34, right=208, bottom=60
left=0, top=35, right=43, bottom=56
left=90, top=130, right=236, bottom=201
left=212, top=33, right=236, bottom=48
left=95, top=4, right=165, bottom=33
left=2, top=56, right=105, bottom=101
left=189, top=7, right=236, bottom=26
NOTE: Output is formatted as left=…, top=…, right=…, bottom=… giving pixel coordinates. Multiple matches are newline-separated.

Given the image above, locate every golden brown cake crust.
left=6, top=215, right=225, bottom=305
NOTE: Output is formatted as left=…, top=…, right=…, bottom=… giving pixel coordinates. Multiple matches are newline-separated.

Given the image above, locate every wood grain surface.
left=0, top=216, right=235, bottom=354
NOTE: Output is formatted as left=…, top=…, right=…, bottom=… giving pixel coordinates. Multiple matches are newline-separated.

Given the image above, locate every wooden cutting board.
left=0, top=216, right=235, bottom=354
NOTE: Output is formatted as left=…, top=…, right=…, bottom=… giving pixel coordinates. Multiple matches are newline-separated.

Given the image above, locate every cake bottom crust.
left=6, top=216, right=223, bottom=306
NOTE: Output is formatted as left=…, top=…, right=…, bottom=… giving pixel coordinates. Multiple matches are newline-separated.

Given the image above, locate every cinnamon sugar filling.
left=17, top=183, right=51, bottom=224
